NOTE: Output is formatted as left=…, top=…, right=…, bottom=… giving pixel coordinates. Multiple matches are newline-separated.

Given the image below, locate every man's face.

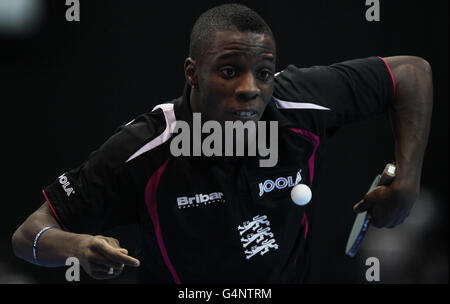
left=190, top=30, right=276, bottom=124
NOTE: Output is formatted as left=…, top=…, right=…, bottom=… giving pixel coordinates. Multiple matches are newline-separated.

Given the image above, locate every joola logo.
left=177, top=192, right=225, bottom=209
left=258, top=169, right=302, bottom=197
left=59, top=174, right=75, bottom=197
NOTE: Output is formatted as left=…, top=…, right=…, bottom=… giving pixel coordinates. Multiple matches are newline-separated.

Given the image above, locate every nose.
left=235, top=72, right=260, bottom=102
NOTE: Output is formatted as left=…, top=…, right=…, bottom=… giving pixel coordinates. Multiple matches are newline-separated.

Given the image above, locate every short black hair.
left=189, top=4, right=275, bottom=60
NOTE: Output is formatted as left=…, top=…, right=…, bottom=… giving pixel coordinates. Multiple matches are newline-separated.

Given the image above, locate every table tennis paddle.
left=345, top=163, right=396, bottom=257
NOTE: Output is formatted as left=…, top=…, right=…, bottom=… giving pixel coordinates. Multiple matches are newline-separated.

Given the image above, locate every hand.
left=74, top=235, right=140, bottom=280
left=353, top=182, right=419, bottom=228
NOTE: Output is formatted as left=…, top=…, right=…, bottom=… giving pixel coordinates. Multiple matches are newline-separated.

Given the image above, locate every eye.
left=258, top=70, right=273, bottom=82
left=220, top=67, right=237, bottom=79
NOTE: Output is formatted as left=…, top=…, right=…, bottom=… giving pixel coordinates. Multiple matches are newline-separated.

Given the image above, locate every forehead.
left=204, top=30, right=276, bottom=60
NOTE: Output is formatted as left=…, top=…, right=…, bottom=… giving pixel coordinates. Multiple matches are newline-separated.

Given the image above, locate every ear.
left=184, top=57, right=198, bottom=89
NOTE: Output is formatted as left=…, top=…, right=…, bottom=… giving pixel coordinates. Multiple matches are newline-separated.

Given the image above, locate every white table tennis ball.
left=291, top=184, right=312, bottom=206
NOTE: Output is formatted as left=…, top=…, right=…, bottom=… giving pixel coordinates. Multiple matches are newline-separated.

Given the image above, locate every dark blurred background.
left=0, top=0, right=447, bottom=284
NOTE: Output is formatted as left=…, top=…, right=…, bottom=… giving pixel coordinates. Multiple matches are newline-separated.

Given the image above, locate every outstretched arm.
left=354, top=56, right=433, bottom=228
left=12, top=202, right=140, bottom=279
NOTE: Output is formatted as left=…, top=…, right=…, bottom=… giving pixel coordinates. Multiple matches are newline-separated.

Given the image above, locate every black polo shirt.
left=42, top=56, right=395, bottom=283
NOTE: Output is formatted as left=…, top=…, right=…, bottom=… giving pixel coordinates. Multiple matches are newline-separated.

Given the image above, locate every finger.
left=118, top=248, right=128, bottom=255
left=104, top=237, right=120, bottom=248
left=391, top=216, right=407, bottom=228
left=398, top=216, right=407, bottom=225
left=386, top=218, right=401, bottom=228
left=89, top=262, right=124, bottom=279
left=353, top=199, right=374, bottom=213
left=90, top=270, right=120, bottom=280
left=95, top=241, right=140, bottom=267
left=369, top=209, right=389, bottom=228
left=372, top=214, right=400, bottom=228
left=385, top=222, right=398, bottom=229
left=88, top=250, right=124, bottom=269
left=90, top=261, right=124, bottom=273
left=384, top=209, right=409, bottom=228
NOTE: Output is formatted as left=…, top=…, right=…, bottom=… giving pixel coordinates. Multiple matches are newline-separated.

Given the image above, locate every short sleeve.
left=43, top=111, right=166, bottom=233
left=273, top=56, right=396, bottom=135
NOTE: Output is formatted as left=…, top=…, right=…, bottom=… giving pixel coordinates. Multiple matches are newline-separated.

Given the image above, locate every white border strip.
left=273, top=97, right=331, bottom=111
left=126, top=103, right=176, bottom=163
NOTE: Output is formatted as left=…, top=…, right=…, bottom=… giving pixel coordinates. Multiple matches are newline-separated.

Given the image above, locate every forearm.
left=386, top=56, right=433, bottom=192
left=353, top=56, right=433, bottom=227
left=12, top=202, right=84, bottom=267
left=13, top=202, right=140, bottom=279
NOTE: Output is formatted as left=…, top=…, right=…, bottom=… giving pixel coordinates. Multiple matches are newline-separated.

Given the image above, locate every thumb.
left=353, top=198, right=373, bottom=213
left=118, top=248, right=129, bottom=255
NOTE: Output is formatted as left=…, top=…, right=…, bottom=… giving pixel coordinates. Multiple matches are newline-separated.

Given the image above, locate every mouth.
left=231, top=109, right=259, bottom=119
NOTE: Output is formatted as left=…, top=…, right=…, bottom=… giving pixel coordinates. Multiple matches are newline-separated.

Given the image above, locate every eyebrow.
left=216, top=51, right=275, bottom=62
